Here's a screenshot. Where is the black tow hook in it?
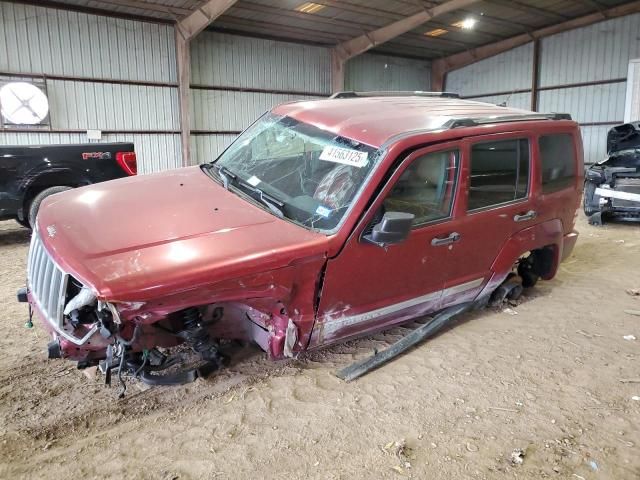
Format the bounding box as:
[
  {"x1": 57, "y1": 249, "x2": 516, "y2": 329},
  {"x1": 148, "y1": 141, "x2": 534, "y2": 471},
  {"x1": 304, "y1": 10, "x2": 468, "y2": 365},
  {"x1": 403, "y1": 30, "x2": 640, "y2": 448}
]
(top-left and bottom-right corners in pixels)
[
  {"x1": 16, "y1": 287, "x2": 27, "y2": 303},
  {"x1": 47, "y1": 339, "x2": 62, "y2": 359}
]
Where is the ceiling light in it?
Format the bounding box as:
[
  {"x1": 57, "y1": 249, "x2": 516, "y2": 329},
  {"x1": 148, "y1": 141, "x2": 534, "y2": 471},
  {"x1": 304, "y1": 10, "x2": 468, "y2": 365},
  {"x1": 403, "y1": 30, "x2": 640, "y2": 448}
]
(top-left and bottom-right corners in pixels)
[
  {"x1": 425, "y1": 28, "x2": 448, "y2": 37},
  {"x1": 452, "y1": 17, "x2": 477, "y2": 29},
  {"x1": 295, "y1": 2, "x2": 325, "y2": 14}
]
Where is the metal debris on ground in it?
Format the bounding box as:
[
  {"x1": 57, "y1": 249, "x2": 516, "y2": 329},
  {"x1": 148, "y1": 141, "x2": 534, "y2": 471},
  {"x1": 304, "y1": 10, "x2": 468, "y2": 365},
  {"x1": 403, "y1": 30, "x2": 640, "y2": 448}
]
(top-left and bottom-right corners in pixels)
[{"x1": 623, "y1": 335, "x2": 637, "y2": 341}]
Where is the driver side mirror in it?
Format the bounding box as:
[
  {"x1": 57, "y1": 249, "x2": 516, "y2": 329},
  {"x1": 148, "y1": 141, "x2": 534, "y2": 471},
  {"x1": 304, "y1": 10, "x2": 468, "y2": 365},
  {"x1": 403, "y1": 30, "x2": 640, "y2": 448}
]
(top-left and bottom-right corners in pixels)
[{"x1": 362, "y1": 212, "x2": 415, "y2": 247}]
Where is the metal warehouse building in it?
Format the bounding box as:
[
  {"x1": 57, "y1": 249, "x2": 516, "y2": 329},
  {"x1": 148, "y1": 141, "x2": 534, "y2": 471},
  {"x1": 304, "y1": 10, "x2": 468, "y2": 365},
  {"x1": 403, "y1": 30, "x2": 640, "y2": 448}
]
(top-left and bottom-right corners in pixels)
[{"x1": 1, "y1": 0, "x2": 638, "y2": 172}]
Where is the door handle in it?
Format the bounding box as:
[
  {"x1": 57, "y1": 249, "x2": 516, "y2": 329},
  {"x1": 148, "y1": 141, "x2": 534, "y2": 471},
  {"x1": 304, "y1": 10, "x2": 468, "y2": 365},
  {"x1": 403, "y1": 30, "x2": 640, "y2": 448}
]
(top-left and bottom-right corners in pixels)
[
  {"x1": 431, "y1": 232, "x2": 461, "y2": 246},
  {"x1": 513, "y1": 210, "x2": 537, "y2": 222}
]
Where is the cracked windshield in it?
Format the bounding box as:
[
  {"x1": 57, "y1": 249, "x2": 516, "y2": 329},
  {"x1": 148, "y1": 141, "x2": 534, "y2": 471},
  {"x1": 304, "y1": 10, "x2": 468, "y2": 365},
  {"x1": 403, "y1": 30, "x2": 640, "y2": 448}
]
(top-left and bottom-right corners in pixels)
[{"x1": 210, "y1": 113, "x2": 381, "y2": 232}]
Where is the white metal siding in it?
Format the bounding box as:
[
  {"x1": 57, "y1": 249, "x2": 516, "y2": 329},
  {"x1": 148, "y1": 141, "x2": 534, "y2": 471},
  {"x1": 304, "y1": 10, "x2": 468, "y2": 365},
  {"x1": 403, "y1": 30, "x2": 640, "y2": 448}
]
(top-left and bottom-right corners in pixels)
[
  {"x1": 539, "y1": 13, "x2": 640, "y2": 86},
  {"x1": 47, "y1": 80, "x2": 179, "y2": 130},
  {"x1": 189, "y1": 31, "x2": 331, "y2": 164},
  {"x1": 191, "y1": 32, "x2": 330, "y2": 93},
  {"x1": 447, "y1": 43, "x2": 533, "y2": 96},
  {"x1": 191, "y1": 90, "x2": 317, "y2": 132},
  {"x1": 464, "y1": 93, "x2": 532, "y2": 111},
  {"x1": 625, "y1": 59, "x2": 640, "y2": 122},
  {"x1": 344, "y1": 54, "x2": 431, "y2": 91},
  {"x1": 191, "y1": 135, "x2": 238, "y2": 164},
  {"x1": 0, "y1": 3, "x2": 176, "y2": 82},
  {"x1": 0, "y1": 3, "x2": 181, "y2": 172},
  {"x1": 445, "y1": 13, "x2": 640, "y2": 164},
  {"x1": 537, "y1": 83, "x2": 626, "y2": 123}
]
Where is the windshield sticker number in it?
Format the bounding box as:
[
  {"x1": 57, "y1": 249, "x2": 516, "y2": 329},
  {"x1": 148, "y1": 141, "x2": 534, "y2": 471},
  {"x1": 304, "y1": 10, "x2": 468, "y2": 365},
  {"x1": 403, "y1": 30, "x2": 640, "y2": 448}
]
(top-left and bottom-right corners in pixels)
[
  {"x1": 247, "y1": 175, "x2": 261, "y2": 187},
  {"x1": 315, "y1": 205, "x2": 331, "y2": 218},
  {"x1": 319, "y1": 146, "x2": 368, "y2": 168}
]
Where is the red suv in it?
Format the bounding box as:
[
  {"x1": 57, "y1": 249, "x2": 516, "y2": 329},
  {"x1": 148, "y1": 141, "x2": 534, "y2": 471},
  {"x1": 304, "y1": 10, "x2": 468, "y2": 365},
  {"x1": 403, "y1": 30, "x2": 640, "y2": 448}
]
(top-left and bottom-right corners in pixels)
[{"x1": 20, "y1": 92, "x2": 583, "y2": 384}]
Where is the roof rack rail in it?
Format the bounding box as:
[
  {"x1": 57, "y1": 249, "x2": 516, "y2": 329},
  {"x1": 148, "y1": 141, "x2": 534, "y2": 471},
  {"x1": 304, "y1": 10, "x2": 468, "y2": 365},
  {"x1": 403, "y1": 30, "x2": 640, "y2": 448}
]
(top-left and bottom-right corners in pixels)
[
  {"x1": 330, "y1": 91, "x2": 460, "y2": 99},
  {"x1": 444, "y1": 112, "x2": 572, "y2": 129}
]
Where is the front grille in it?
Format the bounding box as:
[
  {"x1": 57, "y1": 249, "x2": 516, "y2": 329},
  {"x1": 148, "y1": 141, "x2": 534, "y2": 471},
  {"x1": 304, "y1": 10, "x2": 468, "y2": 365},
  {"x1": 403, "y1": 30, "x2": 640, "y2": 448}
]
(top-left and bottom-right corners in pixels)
[
  {"x1": 27, "y1": 231, "x2": 69, "y2": 332},
  {"x1": 612, "y1": 178, "x2": 640, "y2": 208}
]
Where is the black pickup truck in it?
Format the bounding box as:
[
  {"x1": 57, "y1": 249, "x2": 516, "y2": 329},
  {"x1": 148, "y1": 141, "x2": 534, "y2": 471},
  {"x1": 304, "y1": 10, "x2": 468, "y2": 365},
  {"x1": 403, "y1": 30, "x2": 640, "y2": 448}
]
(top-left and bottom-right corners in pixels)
[{"x1": 0, "y1": 142, "x2": 136, "y2": 228}]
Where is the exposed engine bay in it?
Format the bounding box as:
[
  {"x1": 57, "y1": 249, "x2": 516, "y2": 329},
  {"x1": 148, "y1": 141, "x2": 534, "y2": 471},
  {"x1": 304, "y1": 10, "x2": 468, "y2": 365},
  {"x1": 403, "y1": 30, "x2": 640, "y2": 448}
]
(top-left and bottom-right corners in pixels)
[{"x1": 584, "y1": 122, "x2": 640, "y2": 225}]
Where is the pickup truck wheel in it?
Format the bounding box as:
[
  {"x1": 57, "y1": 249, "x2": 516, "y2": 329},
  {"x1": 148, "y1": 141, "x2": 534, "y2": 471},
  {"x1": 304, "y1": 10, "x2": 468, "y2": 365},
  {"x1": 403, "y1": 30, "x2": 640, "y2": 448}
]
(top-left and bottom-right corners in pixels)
[
  {"x1": 28, "y1": 186, "x2": 72, "y2": 228},
  {"x1": 15, "y1": 217, "x2": 30, "y2": 229},
  {"x1": 583, "y1": 181, "x2": 598, "y2": 216}
]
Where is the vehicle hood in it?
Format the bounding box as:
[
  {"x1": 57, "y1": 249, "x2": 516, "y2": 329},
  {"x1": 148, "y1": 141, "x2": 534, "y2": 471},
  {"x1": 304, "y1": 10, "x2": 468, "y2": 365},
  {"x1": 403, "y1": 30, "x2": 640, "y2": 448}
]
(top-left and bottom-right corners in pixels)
[
  {"x1": 37, "y1": 166, "x2": 328, "y2": 301},
  {"x1": 607, "y1": 121, "x2": 640, "y2": 154}
]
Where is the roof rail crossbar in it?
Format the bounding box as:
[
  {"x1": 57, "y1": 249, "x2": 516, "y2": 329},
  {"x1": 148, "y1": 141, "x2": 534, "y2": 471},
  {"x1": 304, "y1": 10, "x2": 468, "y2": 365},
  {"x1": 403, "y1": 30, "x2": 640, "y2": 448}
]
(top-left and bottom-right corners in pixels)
[
  {"x1": 330, "y1": 91, "x2": 460, "y2": 99},
  {"x1": 443, "y1": 113, "x2": 572, "y2": 129}
]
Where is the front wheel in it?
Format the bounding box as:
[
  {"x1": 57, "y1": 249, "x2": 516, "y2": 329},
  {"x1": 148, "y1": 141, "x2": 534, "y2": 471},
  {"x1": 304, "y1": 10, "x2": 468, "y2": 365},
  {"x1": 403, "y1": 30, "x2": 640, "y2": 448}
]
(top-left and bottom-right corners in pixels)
[{"x1": 28, "y1": 186, "x2": 73, "y2": 228}]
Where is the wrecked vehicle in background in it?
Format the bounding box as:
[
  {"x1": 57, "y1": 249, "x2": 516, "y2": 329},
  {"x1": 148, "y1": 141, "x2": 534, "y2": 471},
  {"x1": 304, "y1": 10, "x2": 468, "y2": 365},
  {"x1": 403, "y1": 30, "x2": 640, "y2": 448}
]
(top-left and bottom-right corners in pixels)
[
  {"x1": 18, "y1": 92, "x2": 583, "y2": 389},
  {"x1": 584, "y1": 121, "x2": 640, "y2": 225}
]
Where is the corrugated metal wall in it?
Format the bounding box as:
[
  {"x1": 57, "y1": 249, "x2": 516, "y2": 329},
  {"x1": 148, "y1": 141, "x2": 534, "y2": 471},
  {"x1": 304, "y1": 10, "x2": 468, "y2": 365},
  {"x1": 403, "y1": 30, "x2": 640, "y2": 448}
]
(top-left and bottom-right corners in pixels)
[
  {"x1": 0, "y1": 2, "x2": 180, "y2": 174},
  {"x1": 626, "y1": 59, "x2": 640, "y2": 122},
  {"x1": 447, "y1": 43, "x2": 533, "y2": 97},
  {"x1": 445, "y1": 13, "x2": 640, "y2": 165},
  {"x1": 190, "y1": 31, "x2": 331, "y2": 163},
  {"x1": 1, "y1": 3, "x2": 435, "y2": 171},
  {"x1": 345, "y1": 54, "x2": 431, "y2": 91}
]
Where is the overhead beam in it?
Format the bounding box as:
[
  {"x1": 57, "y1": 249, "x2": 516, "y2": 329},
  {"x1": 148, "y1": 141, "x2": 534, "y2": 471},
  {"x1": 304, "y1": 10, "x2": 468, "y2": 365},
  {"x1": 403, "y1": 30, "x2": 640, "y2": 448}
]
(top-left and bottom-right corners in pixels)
[
  {"x1": 486, "y1": 0, "x2": 569, "y2": 22},
  {"x1": 90, "y1": 0, "x2": 192, "y2": 17},
  {"x1": 431, "y1": 0, "x2": 640, "y2": 91},
  {"x1": 175, "y1": 0, "x2": 238, "y2": 167},
  {"x1": 176, "y1": 0, "x2": 238, "y2": 40},
  {"x1": 330, "y1": 0, "x2": 480, "y2": 92}
]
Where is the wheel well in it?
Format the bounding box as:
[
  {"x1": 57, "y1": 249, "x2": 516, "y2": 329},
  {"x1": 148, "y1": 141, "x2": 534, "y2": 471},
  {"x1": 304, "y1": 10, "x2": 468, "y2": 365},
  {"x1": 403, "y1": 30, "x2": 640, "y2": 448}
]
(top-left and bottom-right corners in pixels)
[
  {"x1": 519, "y1": 246, "x2": 556, "y2": 279},
  {"x1": 21, "y1": 175, "x2": 80, "y2": 218}
]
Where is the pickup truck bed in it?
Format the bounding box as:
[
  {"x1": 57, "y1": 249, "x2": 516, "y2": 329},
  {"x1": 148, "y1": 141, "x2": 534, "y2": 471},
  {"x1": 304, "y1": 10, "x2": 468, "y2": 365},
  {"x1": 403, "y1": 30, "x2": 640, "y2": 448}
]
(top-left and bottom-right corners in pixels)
[{"x1": 0, "y1": 142, "x2": 136, "y2": 227}]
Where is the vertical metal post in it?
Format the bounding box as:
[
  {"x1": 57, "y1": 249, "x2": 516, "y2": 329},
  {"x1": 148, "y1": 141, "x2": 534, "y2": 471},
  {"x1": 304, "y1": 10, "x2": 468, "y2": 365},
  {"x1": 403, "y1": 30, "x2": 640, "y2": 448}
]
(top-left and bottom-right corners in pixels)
[
  {"x1": 531, "y1": 39, "x2": 540, "y2": 111},
  {"x1": 331, "y1": 50, "x2": 345, "y2": 93},
  {"x1": 176, "y1": 29, "x2": 191, "y2": 167}
]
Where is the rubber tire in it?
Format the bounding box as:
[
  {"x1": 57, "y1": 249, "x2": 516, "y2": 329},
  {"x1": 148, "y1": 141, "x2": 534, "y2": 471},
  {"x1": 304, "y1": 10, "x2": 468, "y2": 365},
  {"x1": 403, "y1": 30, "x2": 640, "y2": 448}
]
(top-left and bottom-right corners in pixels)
[
  {"x1": 15, "y1": 217, "x2": 31, "y2": 229},
  {"x1": 28, "y1": 186, "x2": 72, "y2": 228},
  {"x1": 583, "y1": 181, "x2": 598, "y2": 217}
]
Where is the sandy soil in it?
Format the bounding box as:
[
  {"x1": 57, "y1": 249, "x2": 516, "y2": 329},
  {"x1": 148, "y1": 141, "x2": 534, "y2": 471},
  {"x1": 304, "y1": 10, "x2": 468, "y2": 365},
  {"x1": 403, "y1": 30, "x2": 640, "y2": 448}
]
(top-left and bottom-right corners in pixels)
[{"x1": 0, "y1": 215, "x2": 638, "y2": 480}]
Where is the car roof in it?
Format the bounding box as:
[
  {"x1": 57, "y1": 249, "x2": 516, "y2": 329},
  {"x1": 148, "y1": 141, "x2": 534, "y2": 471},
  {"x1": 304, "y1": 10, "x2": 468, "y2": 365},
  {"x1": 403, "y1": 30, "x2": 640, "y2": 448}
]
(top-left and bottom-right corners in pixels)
[{"x1": 273, "y1": 96, "x2": 537, "y2": 148}]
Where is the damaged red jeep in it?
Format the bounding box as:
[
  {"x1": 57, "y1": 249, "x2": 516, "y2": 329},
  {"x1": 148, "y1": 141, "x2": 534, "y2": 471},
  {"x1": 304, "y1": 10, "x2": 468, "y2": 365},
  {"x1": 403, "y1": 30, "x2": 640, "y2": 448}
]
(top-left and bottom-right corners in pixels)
[{"x1": 19, "y1": 92, "x2": 583, "y2": 386}]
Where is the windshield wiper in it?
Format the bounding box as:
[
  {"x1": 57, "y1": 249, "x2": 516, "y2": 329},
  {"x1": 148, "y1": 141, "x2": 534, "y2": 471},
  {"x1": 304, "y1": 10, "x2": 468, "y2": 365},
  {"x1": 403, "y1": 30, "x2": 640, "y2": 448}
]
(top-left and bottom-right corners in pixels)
[
  {"x1": 214, "y1": 165, "x2": 236, "y2": 189},
  {"x1": 237, "y1": 181, "x2": 286, "y2": 218}
]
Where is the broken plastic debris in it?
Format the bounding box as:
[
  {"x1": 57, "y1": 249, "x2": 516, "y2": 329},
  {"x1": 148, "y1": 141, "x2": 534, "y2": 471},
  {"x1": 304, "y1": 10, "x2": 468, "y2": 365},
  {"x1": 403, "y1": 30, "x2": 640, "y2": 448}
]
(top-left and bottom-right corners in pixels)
[
  {"x1": 626, "y1": 288, "x2": 640, "y2": 296},
  {"x1": 623, "y1": 335, "x2": 637, "y2": 341},
  {"x1": 632, "y1": 396, "x2": 640, "y2": 401},
  {"x1": 502, "y1": 308, "x2": 518, "y2": 315},
  {"x1": 63, "y1": 287, "x2": 97, "y2": 315},
  {"x1": 510, "y1": 448, "x2": 525, "y2": 465},
  {"x1": 624, "y1": 310, "x2": 640, "y2": 317}
]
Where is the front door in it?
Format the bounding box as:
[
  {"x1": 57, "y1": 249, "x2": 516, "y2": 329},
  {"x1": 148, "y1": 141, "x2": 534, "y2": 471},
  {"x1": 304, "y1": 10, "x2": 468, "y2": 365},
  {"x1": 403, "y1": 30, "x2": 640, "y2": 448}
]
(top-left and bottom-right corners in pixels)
[{"x1": 311, "y1": 142, "x2": 464, "y2": 347}]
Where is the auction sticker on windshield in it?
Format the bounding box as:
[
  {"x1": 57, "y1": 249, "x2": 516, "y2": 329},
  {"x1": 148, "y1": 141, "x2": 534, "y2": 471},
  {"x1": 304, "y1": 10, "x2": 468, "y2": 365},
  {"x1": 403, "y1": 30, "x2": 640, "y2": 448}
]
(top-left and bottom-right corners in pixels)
[{"x1": 319, "y1": 145, "x2": 368, "y2": 167}]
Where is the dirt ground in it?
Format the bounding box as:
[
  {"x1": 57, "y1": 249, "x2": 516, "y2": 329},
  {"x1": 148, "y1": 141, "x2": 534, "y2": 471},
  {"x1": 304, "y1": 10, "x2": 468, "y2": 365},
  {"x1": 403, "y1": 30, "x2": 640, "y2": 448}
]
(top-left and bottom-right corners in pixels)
[{"x1": 0, "y1": 215, "x2": 639, "y2": 480}]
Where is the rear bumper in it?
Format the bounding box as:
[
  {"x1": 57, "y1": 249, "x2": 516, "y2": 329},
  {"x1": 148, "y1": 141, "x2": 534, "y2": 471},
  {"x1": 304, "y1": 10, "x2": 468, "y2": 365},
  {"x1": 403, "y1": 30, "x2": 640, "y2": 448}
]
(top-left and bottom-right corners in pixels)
[{"x1": 561, "y1": 230, "x2": 579, "y2": 262}]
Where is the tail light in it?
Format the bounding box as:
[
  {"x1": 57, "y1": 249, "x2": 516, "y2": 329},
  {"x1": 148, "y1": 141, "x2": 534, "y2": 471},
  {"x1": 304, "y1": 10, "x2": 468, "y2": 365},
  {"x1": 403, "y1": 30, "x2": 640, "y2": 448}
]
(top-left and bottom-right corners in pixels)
[{"x1": 116, "y1": 151, "x2": 137, "y2": 176}]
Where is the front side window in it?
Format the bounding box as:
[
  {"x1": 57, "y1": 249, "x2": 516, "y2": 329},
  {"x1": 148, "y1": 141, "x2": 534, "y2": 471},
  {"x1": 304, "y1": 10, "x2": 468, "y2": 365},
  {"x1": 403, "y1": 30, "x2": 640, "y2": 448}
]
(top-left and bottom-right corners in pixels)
[
  {"x1": 539, "y1": 134, "x2": 576, "y2": 193},
  {"x1": 384, "y1": 150, "x2": 459, "y2": 225},
  {"x1": 209, "y1": 113, "x2": 381, "y2": 232},
  {"x1": 468, "y1": 138, "x2": 529, "y2": 211}
]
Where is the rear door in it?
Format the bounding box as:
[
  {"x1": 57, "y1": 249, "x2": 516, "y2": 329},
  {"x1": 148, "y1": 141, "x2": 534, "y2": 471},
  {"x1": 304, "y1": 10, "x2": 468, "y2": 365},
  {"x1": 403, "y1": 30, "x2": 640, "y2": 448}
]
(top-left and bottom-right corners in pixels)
[
  {"x1": 312, "y1": 141, "x2": 463, "y2": 347},
  {"x1": 439, "y1": 132, "x2": 536, "y2": 307}
]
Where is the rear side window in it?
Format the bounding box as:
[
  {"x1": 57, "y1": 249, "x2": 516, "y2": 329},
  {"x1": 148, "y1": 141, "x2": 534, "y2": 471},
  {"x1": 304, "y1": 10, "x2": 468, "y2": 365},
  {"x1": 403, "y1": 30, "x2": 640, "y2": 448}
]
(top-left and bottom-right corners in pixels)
[
  {"x1": 539, "y1": 134, "x2": 576, "y2": 193},
  {"x1": 468, "y1": 139, "x2": 529, "y2": 211}
]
